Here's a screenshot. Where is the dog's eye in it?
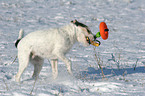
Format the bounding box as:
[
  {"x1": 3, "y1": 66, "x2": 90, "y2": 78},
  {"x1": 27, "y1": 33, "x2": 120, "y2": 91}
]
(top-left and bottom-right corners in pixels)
[
  {"x1": 86, "y1": 36, "x2": 91, "y2": 44},
  {"x1": 86, "y1": 37, "x2": 89, "y2": 40}
]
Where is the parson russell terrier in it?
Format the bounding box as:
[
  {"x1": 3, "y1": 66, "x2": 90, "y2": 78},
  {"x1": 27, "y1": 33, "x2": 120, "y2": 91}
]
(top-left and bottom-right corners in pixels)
[{"x1": 15, "y1": 20, "x2": 95, "y2": 82}]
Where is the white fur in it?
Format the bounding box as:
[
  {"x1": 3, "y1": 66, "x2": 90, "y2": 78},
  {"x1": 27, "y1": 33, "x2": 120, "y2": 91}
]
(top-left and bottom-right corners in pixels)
[
  {"x1": 15, "y1": 23, "x2": 94, "y2": 82},
  {"x1": 18, "y1": 29, "x2": 24, "y2": 39}
]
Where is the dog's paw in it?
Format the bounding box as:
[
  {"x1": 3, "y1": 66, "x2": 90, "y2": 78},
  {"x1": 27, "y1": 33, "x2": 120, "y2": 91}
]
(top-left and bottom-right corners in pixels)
[
  {"x1": 15, "y1": 75, "x2": 21, "y2": 83},
  {"x1": 52, "y1": 74, "x2": 58, "y2": 80}
]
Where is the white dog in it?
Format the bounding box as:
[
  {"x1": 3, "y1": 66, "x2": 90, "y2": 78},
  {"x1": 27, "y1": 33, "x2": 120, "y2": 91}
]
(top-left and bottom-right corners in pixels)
[{"x1": 15, "y1": 20, "x2": 95, "y2": 82}]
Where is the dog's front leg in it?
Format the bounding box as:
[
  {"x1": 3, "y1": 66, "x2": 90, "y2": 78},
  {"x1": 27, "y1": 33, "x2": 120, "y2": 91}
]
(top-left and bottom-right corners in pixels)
[
  {"x1": 51, "y1": 59, "x2": 58, "y2": 79},
  {"x1": 57, "y1": 54, "x2": 73, "y2": 75}
]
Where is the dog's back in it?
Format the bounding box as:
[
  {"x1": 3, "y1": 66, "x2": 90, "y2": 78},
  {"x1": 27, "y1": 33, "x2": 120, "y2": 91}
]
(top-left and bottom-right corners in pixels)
[{"x1": 17, "y1": 24, "x2": 76, "y2": 59}]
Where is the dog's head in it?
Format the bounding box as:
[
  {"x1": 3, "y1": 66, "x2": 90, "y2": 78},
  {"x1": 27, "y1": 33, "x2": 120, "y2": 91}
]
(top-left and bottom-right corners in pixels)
[{"x1": 71, "y1": 20, "x2": 95, "y2": 46}]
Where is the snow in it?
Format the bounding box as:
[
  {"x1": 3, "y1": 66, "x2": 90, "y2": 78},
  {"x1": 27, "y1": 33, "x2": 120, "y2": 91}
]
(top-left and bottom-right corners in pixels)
[{"x1": 0, "y1": 0, "x2": 145, "y2": 95}]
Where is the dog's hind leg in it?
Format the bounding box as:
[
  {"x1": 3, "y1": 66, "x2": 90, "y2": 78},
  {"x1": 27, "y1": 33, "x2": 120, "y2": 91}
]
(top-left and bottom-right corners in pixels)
[
  {"x1": 51, "y1": 59, "x2": 58, "y2": 79},
  {"x1": 15, "y1": 51, "x2": 30, "y2": 82},
  {"x1": 30, "y1": 56, "x2": 44, "y2": 80}
]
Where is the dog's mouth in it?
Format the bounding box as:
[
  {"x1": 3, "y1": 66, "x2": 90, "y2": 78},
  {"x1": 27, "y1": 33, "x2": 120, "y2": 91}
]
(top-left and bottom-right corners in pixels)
[{"x1": 86, "y1": 36, "x2": 101, "y2": 46}]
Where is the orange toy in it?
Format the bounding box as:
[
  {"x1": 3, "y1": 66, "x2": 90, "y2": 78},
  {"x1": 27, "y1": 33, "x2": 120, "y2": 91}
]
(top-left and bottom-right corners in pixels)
[{"x1": 99, "y1": 22, "x2": 109, "y2": 40}]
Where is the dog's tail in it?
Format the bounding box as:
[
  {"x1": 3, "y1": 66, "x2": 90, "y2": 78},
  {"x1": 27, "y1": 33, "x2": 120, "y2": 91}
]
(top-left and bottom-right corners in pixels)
[{"x1": 15, "y1": 29, "x2": 24, "y2": 48}]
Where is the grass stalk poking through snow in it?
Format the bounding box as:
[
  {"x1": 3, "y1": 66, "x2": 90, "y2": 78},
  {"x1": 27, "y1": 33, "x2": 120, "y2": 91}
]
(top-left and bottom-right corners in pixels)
[
  {"x1": 134, "y1": 58, "x2": 139, "y2": 71},
  {"x1": 9, "y1": 56, "x2": 17, "y2": 65},
  {"x1": 30, "y1": 78, "x2": 37, "y2": 95},
  {"x1": 94, "y1": 54, "x2": 105, "y2": 79},
  {"x1": 93, "y1": 47, "x2": 106, "y2": 79},
  {"x1": 3, "y1": 78, "x2": 9, "y2": 91}
]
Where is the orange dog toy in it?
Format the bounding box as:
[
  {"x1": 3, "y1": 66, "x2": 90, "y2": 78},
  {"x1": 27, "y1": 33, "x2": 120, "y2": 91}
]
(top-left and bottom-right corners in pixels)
[{"x1": 99, "y1": 22, "x2": 109, "y2": 40}]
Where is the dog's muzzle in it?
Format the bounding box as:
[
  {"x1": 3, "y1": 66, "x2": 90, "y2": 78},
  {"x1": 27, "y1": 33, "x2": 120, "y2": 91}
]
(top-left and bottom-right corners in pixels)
[{"x1": 86, "y1": 36, "x2": 101, "y2": 46}]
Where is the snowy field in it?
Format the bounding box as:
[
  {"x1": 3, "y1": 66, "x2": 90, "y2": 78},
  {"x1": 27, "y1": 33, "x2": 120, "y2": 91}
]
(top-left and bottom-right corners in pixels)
[{"x1": 0, "y1": 0, "x2": 145, "y2": 95}]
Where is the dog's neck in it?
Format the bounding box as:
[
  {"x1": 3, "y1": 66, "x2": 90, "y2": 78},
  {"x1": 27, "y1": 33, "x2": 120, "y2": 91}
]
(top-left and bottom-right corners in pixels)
[{"x1": 59, "y1": 23, "x2": 78, "y2": 44}]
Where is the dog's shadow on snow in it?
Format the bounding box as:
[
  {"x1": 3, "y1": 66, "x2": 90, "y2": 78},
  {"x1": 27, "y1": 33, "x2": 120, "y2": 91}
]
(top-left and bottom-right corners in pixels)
[{"x1": 78, "y1": 66, "x2": 145, "y2": 80}]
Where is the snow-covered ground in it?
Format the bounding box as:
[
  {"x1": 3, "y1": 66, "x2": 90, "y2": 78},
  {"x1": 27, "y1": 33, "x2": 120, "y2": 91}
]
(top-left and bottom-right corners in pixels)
[{"x1": 0, "y1": 0, "x2": 145, "y2": 95}]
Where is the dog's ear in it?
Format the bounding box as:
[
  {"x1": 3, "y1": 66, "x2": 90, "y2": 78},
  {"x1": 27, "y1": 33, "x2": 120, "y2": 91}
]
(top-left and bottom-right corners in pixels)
[
  {"x1": 71, "y1": 20, "x2": 78, "y2": 24},
  {"x1": 71, "y1": 20, "x2": 88, "y2": 28},
  {"x1": 71, "y1": 20, "x2": 80, "y2": 27}
]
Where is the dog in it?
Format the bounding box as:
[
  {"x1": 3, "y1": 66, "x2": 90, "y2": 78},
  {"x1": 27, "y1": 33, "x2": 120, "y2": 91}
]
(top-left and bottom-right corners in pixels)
[{"x1": 15, "y1": 20, "x2": 95, "y2": 82}]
